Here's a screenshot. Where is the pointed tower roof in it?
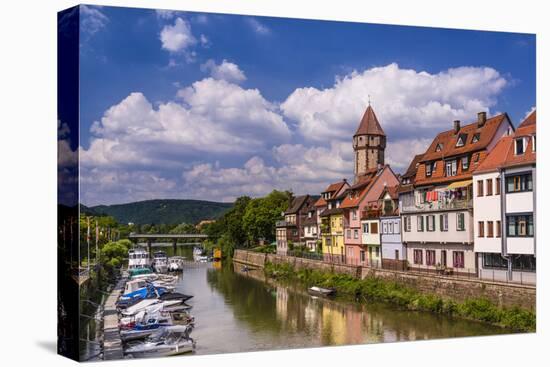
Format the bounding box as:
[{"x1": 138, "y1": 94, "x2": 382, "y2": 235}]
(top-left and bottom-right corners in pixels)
[{"x1": 354, "y1": 105, "x2": 385, "y2": 137}]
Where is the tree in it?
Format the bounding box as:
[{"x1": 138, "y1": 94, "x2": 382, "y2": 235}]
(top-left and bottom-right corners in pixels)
[{"x1": 242, "y1": 190, "x2": 291, "y2": 245}]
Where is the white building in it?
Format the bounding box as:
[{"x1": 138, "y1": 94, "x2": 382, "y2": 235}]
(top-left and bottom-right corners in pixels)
[
  {"x1": 400, "y1": 112, "x2": 513, "y2": 275},
  {"x1": 473, "y1": 110, "x2": 536, "y2": 284}
]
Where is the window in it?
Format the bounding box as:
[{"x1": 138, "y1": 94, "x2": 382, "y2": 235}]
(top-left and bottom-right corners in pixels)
[
  {"x1": 506, "y1": 173, "x2": 533, "y2": 193},
  {"x1": 471, "y1": 133, "x2": 480, "y2": 143},
  {"x1": 457, "y1": 212, "x2": 465, "y2": 231},
  {"x1": 346, "y1": 229, "x2": 351, "y2": 239},
  {"x1": 462, "y1": 156, "x2": 470, "y2": 170},
  {"x1": 474, "y1": 153, "x2": 480, "y2": 163},
  {"x1": 483, "y1": 253, "x2": 507, "y2": 269},
  {"x1": 427, "y1": 215, "x2": 435, "y2": 231},
  {"x1": 404, "y1": 216, "x2": 411, "y2": 232},
  {"x1": 453, "y1": 251, "x2": 465, "y2": 268},
  {"x1": 375, "y1": 247, "x2": 380, "y2": 257},
  {"x1": 435, "y1": 143, "x2": 443, "y2": 152},
  {"x1": 363, "y1": 223, "x2": 369, "y2": 233},
  {"x1": 487, "y1": 221, "x2": 494, "y2": 237},
  {"x1": 413, "y1": 249, "x2": 423, "y2": 265},
  {"x1": 496, "y1": 220, "x2": 501, "y2": 237},
  {"x1": 507, "y1": 214, "x2": 534, "y2": 237},
  {"x1": 426, "y1": 250, "x2": 436, "y2": 266},
  {"x1": 477, "y1": 180, "x2": 484, "y2": 197},
  {"x1": 360, "y1": 250, "x2": 365, "y2": 262},
  {"x1": 353, "y1": 229, "x2": 359, "y2": 239},
  {"x1": 495, "y1": 177, "x2": 501, "y2": 195},
  {"x1": 383, "y1": 222, "x2": 388, "y2": 234},
  {"x1": 441, "y1": 250, "x2": 447, "y2": 267},
  {"x1": 440, "y1": 214, "x2": 448, "y2": 231},
  {"x1": 486, "y1": 179, "x2": 493, "y2": 196},
  {"x1": 352, "y1": 209, "x2": 357, "y2": 220},
  {"x1": 445, "y1": 160, "x2": 457, "y2": 177},
  {"x1": 478, "y1": 221, "x2": 485, "y2": 237},
  {"x1": 456, "y1": 133, "x2": 467, "y2": 147},
  {"x1": 532, "y1": 135, "x2": 536, "y2": 152},
  {"x1": 515, "y1": 138, "x2": 525, "y2": 155},
  {"x1": 394, "y1": 220, "x2": 400, "y2": 234},
  {"x1": 308, "y1": 211, "x2": 312, "y2": 218},
  {"x1": 426, "y1": 162, "x2": 433, "y2": 177},
  {"x1": 395, "y1": 250, "x2": 399, "y2": 260},
  {"x1": 370, "y1": 222, "x2": 378, "y2": 234},
  {"x1": 511, "y1": 255, "x2": 536, "y2": 272},
  {"x1": 417, "y1": 216, "x2": 424, "y2": 232}
]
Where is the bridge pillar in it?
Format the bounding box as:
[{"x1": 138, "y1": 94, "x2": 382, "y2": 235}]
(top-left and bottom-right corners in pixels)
[
  {"x1": 172, "y1": 239, "x2": 177, "y2": 256},
  {"x1": 147, "y1": 240, "x2": 152, "y2": 257}
]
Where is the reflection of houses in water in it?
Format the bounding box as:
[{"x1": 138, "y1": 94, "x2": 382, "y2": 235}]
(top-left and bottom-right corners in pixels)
[
  {"x1": 321, "y1": 306, "x2": 347, "y2": 345},
  {"x1": 275, "y1": 286, "x2": 289, "y2": 322}
]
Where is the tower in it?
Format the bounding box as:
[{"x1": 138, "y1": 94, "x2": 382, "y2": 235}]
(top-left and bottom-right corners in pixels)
[{"x1": 353, "y1": 104, "x2": 386, "y2": 182}]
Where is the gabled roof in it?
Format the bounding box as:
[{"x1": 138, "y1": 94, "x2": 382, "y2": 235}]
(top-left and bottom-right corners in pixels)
[
  {"x1": 475, "y1": 110, "x2": 536, "y2": 173},
  {"x1": 314, "y1": 180, "x2": 349, "y2": 207},
  {"x1": 284, "y1": 195, "x2": 309, "y2": 215},
  {"x1": 402, "y1": 154, "x2": 424, "y2": 180},
  {"x1": 340, "y1": 165, "x2": 393, "y2": 208},
  {"x1": 420, "y1": 113, "x2": 508, "y2": 162},
  {"x1": 354, "y1": 105, "x2": 385, "y2": 137},
  {"x1": 380, "y1": 184, "x2": 399, "y2": 200}
]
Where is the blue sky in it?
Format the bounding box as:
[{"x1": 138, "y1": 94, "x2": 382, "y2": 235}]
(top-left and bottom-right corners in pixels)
[{"x1": 76, "y1": 5, "x2": 535, "y2": 205}]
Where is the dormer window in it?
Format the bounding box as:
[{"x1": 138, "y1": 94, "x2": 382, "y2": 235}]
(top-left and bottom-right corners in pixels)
[
  {"x1": 445, "y1": 160, "x2": 457, "y2": 177},
  {"x1": 435, "y1": 143, "x2": 443, "y2": 152},
  {"x1": 471, "y1": 133, "x2": 480, "y2": 144},
  {"x1": 532, "y1": 135, "x2": 536, "y2": 152},
  {"x1": 456, "y1": 133, "x2": 468, "y2": 147},
  {"x1": 425, "y1": 161, "x2": 436, "y2": 177},
  {"x1": 515, "y1": 138, "x2": 525, "y2": 155},
  {"x1": 473, "y1": 153, "x2": 480, "y2": 163}
]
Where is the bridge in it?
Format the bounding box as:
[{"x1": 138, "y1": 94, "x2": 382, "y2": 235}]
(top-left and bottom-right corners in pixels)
[{"x1": 128, "y1": 233, "x2": 209, "y2": 253}]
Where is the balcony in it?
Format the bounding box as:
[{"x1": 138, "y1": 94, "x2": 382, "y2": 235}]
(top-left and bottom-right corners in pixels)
[
  {"x1": 276, "y1": 220, "x2": 297, "y2": 227},
  {"x1": 401, "y1": 198, "x2": 473, "y2": 213}
]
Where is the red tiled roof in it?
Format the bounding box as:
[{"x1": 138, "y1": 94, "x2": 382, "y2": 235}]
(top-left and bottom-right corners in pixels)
[
  {"x1": 314, "y1": 196, "x2": 327, "y2": 207},
  {"x1": 475, "y1": 110, "x2": 536, "y2": 173},
  {"x1": 420, "y1": 113, "x2": 507, "y2": 162},
  {"x1": 402, "y1": 154, "x2": 424, "y2": 180},
  {"x1": 354, "y1": 105, "x2": 385, "y2": 137}
]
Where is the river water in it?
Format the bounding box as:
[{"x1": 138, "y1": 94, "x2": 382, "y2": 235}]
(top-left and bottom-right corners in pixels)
[{"x1": 171, "y1": 251, "x2": 508, "y2": 356}]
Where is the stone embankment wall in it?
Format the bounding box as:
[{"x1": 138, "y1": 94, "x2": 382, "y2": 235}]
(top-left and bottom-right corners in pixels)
[{"x1": 233, "y1": 250, "x2": 535, "y2": 311}]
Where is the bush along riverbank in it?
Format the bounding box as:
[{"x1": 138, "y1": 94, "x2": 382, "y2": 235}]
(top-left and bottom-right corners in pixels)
[{"x1": 263, "y1": 262, "x2": 535, "y2": 332}]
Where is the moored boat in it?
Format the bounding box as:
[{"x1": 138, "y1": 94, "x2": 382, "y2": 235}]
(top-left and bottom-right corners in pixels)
[
  {"x1": 308, "y1": 286, "x2": 336, "y2": 297},
  {"x1": 124, "y1": 325, "x2": 195, "y2": 358}
]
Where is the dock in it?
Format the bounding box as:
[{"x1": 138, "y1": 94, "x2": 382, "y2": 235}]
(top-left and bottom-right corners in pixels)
[{"x1": 103, "y1": 272, "x2": 127, "y2": 360}]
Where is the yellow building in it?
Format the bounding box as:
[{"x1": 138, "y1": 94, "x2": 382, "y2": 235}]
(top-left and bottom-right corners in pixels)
[{"x1": 321, "y1": 210, "x2": 345, "y2": 262}]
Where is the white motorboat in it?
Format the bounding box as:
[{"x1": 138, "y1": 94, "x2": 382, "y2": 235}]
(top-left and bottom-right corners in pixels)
[
  {"x1": 123, "y1": 279, "x2": 175, "y2": 295},
  {"x1": 121, "y1": 297, "x2": 187, "y2": 317},
  {"x1": 128, "y1": 248, "x2": 151, "y2": 270},
  {"x1": 124, "y1": 325, "x2": 195, "y2": 358},
  {"x1": 168, "y1": 256, "x2": 184, "y2": 272},
  {"x1": 152, "y1": 251, "x2": 169, "y2": 273}
]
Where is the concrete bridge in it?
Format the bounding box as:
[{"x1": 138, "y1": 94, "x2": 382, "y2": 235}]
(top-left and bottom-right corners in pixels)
[{"x1": 128, "y1": 233, "x2": 209, "y2": 253}]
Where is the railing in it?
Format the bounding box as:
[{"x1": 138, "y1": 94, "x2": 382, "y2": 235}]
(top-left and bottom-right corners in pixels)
[
  {"x1": 401, "y1": 199, "x2": 473, "y2": 213},
  {"x1": 276, "y1": 220, "x2": 296, "y2": 227}
]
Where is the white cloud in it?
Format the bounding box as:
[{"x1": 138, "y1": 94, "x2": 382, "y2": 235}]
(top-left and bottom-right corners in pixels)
[
  {"x1": 81, "y1": 77, "x2": 291, "y2": 172},
  {"x1": 155, "y1": 9, "x2": 175, "y2": 19},
  {"x1": 182, "y1": 142, "x2": 353, "y2": 202},
  {"x1": 247, "y1": 17, "x2": 270, "y2": 35},
  {"x1": 160, "y1": 17, "x2": 196, "y2": 53},
  {"x1": 385, "y1": 138, "x2": 432, "y2": 171},
  {"x1": 200, "y1": 59, "x2": 246, "y2": 84},
  {"x1": 80, "y1": 5, "x2": 108, "y2": 36},
  {"x1": 200, "y1": 34, "x2": 210, "y2": 48},
  {"x1": 282, "y1": 63, "x2": 508, "y2": 142}
]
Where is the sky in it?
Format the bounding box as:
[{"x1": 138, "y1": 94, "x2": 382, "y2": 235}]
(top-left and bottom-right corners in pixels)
[{"x1": 74, "y1": 5, "x2": 536, "y2": 206}]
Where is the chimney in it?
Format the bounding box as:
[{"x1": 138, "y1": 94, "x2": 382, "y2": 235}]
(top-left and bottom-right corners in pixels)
[
  {"x1": 453, "y1": 120, "x2": 461, "y2": 134},
  {"x1": 477, "y1": 111, "x2": 487, "y2": 127}
]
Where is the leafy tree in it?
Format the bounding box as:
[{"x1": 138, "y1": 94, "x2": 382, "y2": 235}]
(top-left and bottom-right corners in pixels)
[{"x1": 242, "y1": 190, "x2": 291, "y2": 245}]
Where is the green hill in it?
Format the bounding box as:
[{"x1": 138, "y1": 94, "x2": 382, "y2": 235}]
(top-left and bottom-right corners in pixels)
[{"x1": 83, "y1": 199, "x2": 233, "y2": 225}]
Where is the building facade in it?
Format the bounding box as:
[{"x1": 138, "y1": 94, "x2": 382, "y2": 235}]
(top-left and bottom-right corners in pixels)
[
  {"x1": 401, "y1": 112, "x2": 513, "y2": 275},
  {"x1": 317, "y1": 180, "x2": 349, "y2": 262},
  {"x1": 276, "y1": 195, "x2": 318, "y2": 255},
  {"x1": 473, "y1": 110, "x2": 536, "y2": 284},
  {"x1": 378, "y1": 186, "x2": 406, "y2": 270}
]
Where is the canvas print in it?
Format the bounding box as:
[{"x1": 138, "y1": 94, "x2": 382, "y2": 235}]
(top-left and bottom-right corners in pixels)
[{"x1": 57, "y1": 4, "x2": 536, "y2": 362}]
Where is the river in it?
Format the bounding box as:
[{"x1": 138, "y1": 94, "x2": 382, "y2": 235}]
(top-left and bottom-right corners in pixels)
[{"x1": 170, "y1": 249, "x2": 508, "y2": 355}]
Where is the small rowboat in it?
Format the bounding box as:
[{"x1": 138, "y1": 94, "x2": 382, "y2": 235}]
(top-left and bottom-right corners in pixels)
[{"x1": 308, "y1": 286, "x2": 336, "y2": 297}]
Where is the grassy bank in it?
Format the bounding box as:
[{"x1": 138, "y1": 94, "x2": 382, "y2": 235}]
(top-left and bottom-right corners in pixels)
[{"x1": 264, "y1": 262, "x2": 535, "y2": 332}]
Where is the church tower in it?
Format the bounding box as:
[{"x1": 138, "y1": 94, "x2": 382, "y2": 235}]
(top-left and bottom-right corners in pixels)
[{"x1": 353, "y1": 104, "x2": 386, "y2": 182}]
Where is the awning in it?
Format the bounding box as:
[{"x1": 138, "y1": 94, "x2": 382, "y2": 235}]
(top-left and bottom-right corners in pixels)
[{"x1": 447, "y1": 180, "x2": 472, "y2": 189}]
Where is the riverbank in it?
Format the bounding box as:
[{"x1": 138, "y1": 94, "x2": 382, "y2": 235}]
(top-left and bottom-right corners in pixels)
[{"x1": 262, "y1": 261, "x2": 535, "y2": 332}]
